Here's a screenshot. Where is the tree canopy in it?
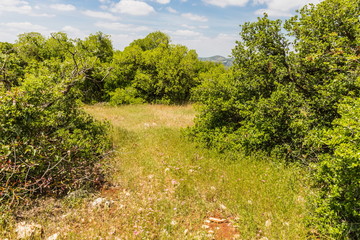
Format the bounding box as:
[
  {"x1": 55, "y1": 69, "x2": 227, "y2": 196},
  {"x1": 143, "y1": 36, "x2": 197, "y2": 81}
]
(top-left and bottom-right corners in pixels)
[{"x1": 188, "y1": 0, "x2": 360, "y2": 237}]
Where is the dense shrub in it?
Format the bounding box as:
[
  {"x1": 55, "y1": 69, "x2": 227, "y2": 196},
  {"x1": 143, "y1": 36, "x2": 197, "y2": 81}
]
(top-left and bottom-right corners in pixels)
[
  {"x1": 0, "y1": 32, "x2": 112, "y2": 205},
  {"x1": 188, "y1": 0, "x2": 360, "y2": 237},
  {"x1": 109, "y1": 86, "x2": 145, "y2": 105},
  {"x1": 189, "y1": 15, "x2": 315, "y2": 159},
  {"x1": 0, "y1": 83, "x2": 110, "y2": 204},
  {"x1": 312, "y1": 97, "x2": 360, "y2": 238}
]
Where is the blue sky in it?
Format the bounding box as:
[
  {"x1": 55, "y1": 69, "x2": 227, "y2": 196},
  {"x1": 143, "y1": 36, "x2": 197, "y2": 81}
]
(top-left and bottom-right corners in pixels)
[{"x1": 0, "y1": 0, "x2": 321, "y2": 57}]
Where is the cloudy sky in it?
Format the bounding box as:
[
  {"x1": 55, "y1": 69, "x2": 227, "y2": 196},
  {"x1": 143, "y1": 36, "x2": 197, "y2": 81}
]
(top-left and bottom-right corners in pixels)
[{"x1": 0, "y1": 0, "x2": 322, "y2": 57}]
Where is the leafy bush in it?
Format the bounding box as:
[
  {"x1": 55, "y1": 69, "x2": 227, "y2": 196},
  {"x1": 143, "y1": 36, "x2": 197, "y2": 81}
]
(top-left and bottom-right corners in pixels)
[
  {"x1": 0, "y1": 84, "x2": 110, "y2": 204},
  {"x1": 188, "y1": 0, "x2": 360, "y2": 237},
  {"x1": 189, "y1": 15, "x2": 315, "y2": 159},
  {"x1": 109, "y1": 86, "x2": 145, "y2": 105},
  {"x1": 0, "y1": 33, "x2": 112, "y2": 205},
  {"x1": 312, "y1": 97, "x2": 360, "y2": 238}
]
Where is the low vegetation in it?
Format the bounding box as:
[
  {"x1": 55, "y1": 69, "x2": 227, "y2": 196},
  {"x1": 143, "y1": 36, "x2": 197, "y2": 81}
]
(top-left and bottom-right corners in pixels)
[
  {"x1": 1, "y1": 105, "x2": 311, "y2": 239},
  {"x1": 0, "y1": 0, "x2": 359, "y2": 238}
]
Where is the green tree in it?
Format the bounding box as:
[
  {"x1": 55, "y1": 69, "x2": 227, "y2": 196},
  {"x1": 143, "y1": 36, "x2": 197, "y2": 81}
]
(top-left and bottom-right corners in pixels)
[
  {"x1": 0, "y1": 42, "x2": 26, "y2": 90},
  {"x1": 107, "y1": 31, "x2": 205, "y2": 104},
  {"x1": 285, "y1": 0, "x2": 360, "y2": 127},
  {"x1": 0, "y1": 32, "x2": 112, "y2": 204},
  {"x1": 314, "y1": 98, "x2": 360, "y2": 238},
  {"x1": 188, "y1": 0, "x2": 360, "y2": 237},
  {"x1": 130, "y1": 31, "x2": 170, "y2": 51},
  {"x1": 189, "y1": 14, "x2": 312, "y2": 156}
]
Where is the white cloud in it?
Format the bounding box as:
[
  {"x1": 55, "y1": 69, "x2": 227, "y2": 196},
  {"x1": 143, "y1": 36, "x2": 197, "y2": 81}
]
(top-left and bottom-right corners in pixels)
[
  {"x1": 203, "y1": 0, "x2": 249, "y2": 7},
  {"x1": 82, "y1": 10, "x2": 119, "y2": 21},
  {"x1": 61, "y1": 26, "x2": 87, "y2": 39},
  {"x1": 181, "y1": 24, "x2": 196, "y2": 30},
  {"x1": 155, "y1": 0, "x2": 171, "y2": 4},
  {"x1": 95, "y1": 22, "x2": 151, "y2": 32},
  {"x1": 173, "y1": 33, "x2": 236, "y2": 57},
  {"x1": 0, "y1": 0, "x2": 55, "y2": 16},
  {"x1": 111, "y1": 0, "x2": 155, "y2": 16},
  {"x1": 0, "y1": 0, "x2": 54, "y2": 17},
  {"x1": 180, "y1": 24, "x2": 209, "y2": 30},
  {"x1": 254, "y1": 8, "x2": 291, "y2": 17},
  {"x1": 181, "y1": 13, "x2": 208, "y2": 22},
  {"x1": 172, "y1": 29, "x2": 202, "y2": 37},
  {"x1": 166, "y1": 7, "x2": 177, "y2": 13},
  {"x1": 50, "y1": 4, "x2": 76, "y2": 11},
  {"x1": 253, "y1": 0, "x2": 322, "y2": 16},
  {"x1": 111, "y1": 33, "x2": 144, "y2": 50},
  {"x1": 0, "y1": 22, "x2": 47, "y2": 31},
  {"x1": 0, "y1": 0, "x2": 32, "y2": 14},
  {"x1": 199, "y1": 25, "x2": 209, "y2": 29},
  {"x1": 0, "y1": 32, "x2": 16, "y2": 43}
]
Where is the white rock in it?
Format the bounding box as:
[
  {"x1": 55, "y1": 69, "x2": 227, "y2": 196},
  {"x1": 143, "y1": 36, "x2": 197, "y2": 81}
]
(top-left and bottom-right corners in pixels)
[
  {"x1": 91, "y1": 197, "x2": 106, "y2": 207},
  {"x1": 209, "y1": 217, "x2": 227, "y2": 223},
  {"x1": 265, "y1": 219, "x2": 272, "y2": 227},
  {"x1": 91, "y1": 197, "x2": 114, "y2": 208},
  {"x1": 15, "y1": 222, "x2": 43, "y2": 239},
  {"x1": 219, "y1": 204, "x2": 227, "y2": 210},
  {"x1": 108, "y1": 226, "x2": 116, "y2": 235},
  {"x1": 47, "y1": 232, "x2": 60, "y2": 240}
]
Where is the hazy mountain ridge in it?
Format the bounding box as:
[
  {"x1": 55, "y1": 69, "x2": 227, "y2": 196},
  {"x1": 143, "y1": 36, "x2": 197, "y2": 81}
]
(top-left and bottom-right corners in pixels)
[{"x1": 199, "y1": 55, "x2": 234, "y2": 67}]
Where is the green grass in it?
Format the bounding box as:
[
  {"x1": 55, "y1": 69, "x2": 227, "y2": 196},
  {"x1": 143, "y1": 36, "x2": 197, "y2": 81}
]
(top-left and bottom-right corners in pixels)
[{"x1": 1, "y1": 104, "x2": 312, "y2": 239}]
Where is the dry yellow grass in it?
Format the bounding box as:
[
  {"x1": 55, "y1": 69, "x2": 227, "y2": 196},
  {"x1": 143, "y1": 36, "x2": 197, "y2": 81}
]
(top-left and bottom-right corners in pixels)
[{"x1": 84, "y1": 104, "x2": 195, "y2": 130}]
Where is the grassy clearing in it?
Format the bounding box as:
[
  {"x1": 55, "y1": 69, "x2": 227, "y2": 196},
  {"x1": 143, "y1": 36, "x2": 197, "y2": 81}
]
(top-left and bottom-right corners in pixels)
[{"x1": 1, "y1": 104, "x2": 311, "y2": 239}]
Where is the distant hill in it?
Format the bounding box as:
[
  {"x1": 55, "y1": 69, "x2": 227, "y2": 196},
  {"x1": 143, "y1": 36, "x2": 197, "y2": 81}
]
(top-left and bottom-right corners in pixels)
[{"x1": 199, "y1": 55, "x2": 233, "y2": 67}]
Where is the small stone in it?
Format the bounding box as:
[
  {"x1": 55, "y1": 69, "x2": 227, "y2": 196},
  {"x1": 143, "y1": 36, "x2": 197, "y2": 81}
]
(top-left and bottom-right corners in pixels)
[
  {"x1": 15, "y1": 222, "x2": 43, "y2": 239},
  {"x1": 108, "y1": 226, "x2": 116, "y2": 235},
  {"x1": 91, "y1": 197, "x2": 114, "y2": 208},
  {"x1": 91, "y1": 197, "x2": 106, "y2": 208},
  {"x1": 201, "y1": 225, "x2": 210, "y2": 229},
  {"x1": 265, "y1": 219, "x2": 272, "y2": 227},
  {"x1": 209, "y1": 217, "x2": 227, "y2": 223},
  {"x1": 47, "y1": 233, "x2": 60, "y2": 240},
  {"x1": 219, "y1": 204, "x2": 227, "y2": 210}
]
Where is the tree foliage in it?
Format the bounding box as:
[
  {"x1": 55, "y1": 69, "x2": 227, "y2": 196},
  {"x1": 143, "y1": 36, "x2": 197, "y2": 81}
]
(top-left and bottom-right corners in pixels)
[
  {"x1": 107, "y1": 31, "x2": 220, "y2": 104},
  {"x1": 0, "y1": 32, "x2": 111, "y2": 205},
  {"x1": 188, "y1": 0, "x2": 360, "y2": 237}
]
